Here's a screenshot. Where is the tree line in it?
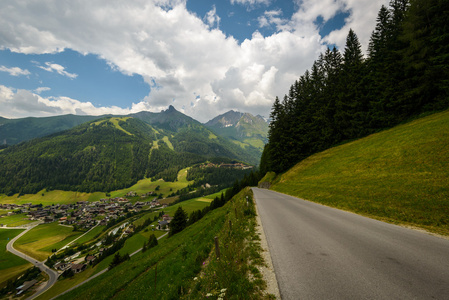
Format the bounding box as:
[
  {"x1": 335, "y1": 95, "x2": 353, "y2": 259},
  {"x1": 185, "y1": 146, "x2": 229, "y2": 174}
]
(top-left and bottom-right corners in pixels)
[{"x1": 261, "y1": 0, "x2": 449, "y2": 174}]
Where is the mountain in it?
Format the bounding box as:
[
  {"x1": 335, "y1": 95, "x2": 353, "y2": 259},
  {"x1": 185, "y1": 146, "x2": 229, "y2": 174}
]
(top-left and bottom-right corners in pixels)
[
  {"x1": 0, "y1": 112, "x2": 258, "y2": 195},
  {"x1": 205, "y1": 110, "x2": 269, "y2": 152},
  {"x1": 0, "y1": 114, "x2": 104, "y2": 145},
  {"x1": 0, "y1": 105, "x2": 199, "y2": 146},
  {"x1": 131, "y1": 105, "x2": 201, "y2": 131}
]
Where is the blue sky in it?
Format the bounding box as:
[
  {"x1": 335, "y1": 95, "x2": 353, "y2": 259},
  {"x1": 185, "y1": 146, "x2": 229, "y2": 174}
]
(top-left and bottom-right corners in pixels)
[{"x1": 0, "y1": 0, "x2": 388, "y2": 122}]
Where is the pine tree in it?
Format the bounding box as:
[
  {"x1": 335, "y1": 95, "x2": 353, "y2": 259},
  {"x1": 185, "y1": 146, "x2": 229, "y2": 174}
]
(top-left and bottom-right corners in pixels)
[
  {"x1": 400, "y1": 0, "x2": 449, "y2": 111},
  {"x1": 109, "y1": 252, "x2": 122, "y2": 269},
  {"x1": 335, "y1": 29, "x2": 366, "y2": 139},
  {"x1": 169, "y1": 206, "x2": 187, "y2": 237}
]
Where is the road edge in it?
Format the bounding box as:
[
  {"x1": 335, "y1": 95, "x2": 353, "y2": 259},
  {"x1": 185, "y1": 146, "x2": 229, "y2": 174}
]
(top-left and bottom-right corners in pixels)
[{"x1": 253, "y1": 190, "x2": 281, "y2": 299}]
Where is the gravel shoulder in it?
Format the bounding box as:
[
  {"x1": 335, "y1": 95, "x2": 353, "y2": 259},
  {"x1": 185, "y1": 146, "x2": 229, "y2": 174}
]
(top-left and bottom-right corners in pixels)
[{"x1": 254, "y1": 199, "x2": 281, "y2": 299}]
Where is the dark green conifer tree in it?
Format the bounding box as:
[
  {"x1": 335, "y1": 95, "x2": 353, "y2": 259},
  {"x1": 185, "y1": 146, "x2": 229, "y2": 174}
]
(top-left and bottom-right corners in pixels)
[{"x1": 169, "y1": 206, "x2": 187, "y2": 237}]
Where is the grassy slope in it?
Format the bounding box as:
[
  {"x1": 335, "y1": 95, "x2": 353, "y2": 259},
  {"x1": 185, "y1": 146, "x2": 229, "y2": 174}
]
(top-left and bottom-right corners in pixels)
[
  {"x1": 57, "y1": 205, "x2": 227, "y2": 300},
  {"x1": 56, "y1": 188, "x2": 270, "y2": 300},
  {"x1": 0, "y1": 168, "x2": 193, "y2": 205},
  {"x1": 36, "y1": 197, "x2": 213, "y2": 299},
  {"x1": 270, "y1": 110, "x2": 449, "y2": 235}
]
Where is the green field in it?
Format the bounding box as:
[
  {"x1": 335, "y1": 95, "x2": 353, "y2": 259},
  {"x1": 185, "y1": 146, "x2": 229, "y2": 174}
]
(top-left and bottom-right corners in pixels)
[
  {"x1": 71, "y1": 225, "x2": 106, "y2": 246},
  {"x1": 0, "y1": 190, "x2": 106, "y2": 205},
  {"x1": 0, "y1": 168, "x2": 193, "y2": 205},
  {"x1": 109, "y1": 167, "x2": 192, "y2": 200},
  {"x1": 0, "y1": 212, "x2": 34, "y2": 227},
  {"x1": 15, "y1": 223, "x2": 83, "y2": 261},
  {"x1": 0, "y1": 229, "x2": 32, "y2": 287},
  {"x1": 269, "y1": 110, "x2": 449, "y2": 235}
]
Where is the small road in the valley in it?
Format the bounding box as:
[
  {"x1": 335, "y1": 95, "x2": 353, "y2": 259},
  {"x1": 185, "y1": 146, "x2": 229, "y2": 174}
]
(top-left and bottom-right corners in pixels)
[
  {"x1": 252, "y1": 187, "x2": 449, "y2": 300},
  {"x1": 5, "y1": 222, "x2": 59, "y2": 299}
]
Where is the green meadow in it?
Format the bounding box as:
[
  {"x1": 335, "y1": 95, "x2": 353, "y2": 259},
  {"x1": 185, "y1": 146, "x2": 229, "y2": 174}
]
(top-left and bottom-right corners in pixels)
[
  {"x1": 14, "y1": 223, "x2": 83, "y2": 261},
  {"x1": 0, "y1": 190, "x2": 106, "y2": 205},
  {"x1": 72, "y1": 225, "x2": 106, "y2": 246},
  {"x1": 110, "y1": 168, "x2": 192, "y2": 200},
  {"x1": 0, "y1": 168, "x2": 193, "y2": 205},
  {"x1": 0, "y1": 212, "x2": 34, "y2": 227},
  {"x1": 0, "y1": 229, "x2": 32, "y2": 287},
  {"x1": 269, "y1": 110, "x2": 449, "y2": 235}
]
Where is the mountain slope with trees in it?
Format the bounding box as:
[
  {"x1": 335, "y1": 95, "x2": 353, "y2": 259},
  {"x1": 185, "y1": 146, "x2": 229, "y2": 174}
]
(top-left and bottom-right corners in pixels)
[
  {"x1": 261, "y1": 0, "x2": 449, "y2": 175},
  {"x1": 205, "y1": 110, "x2": 268, "y2": 161},
  {"x1": 0, "y1": 114, "x2": 258, "y2": 195},
  {"x1": 0, "y1": 114, "x2": 103, "y2": 145}
]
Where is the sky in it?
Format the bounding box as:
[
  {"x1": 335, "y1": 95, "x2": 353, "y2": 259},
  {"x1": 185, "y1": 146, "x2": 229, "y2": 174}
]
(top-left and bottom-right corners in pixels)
[{"x1": 0, "y1": 0, "x2": 388, "y2": 123}]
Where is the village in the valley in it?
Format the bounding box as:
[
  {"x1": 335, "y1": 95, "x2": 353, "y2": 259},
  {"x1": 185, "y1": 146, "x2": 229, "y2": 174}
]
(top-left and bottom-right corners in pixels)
[{"x1": 0, "y1": 191, "x2": 173, "y2": 279}]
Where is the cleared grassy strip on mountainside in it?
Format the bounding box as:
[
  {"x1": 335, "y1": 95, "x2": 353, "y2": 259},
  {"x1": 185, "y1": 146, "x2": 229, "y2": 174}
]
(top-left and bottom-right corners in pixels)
[
  {"x1": 15, "y1": 223, "x2": 82, "y2": 261},
  {"x1": 162, "y1": 136, "x2": 174, "y2": 150},
  {"x1": 269, "y1": 110, "x2": 449, "y2": 235}
]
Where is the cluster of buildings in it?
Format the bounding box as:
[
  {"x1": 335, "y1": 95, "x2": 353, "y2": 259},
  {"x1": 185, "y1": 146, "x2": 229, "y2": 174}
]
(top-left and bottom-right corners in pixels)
[
  {"x1": 199, "y1": 162, "x2": 253, "y2": 169},
  {"x1": 1, "y1": 194, "x2": 166, "y2": 230}
]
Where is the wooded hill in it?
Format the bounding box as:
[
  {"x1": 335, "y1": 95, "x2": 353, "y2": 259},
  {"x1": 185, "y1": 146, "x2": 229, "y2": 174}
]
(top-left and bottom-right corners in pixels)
[
  {"x1": 261, "y1": 0, "x2": 449, "y2": 174},
  {"x1": 0, "y1": 112, "x2": 257, "y2": 195},
  {"x1": 0, "y1": 114, "x2": 102, "y2": 145}
]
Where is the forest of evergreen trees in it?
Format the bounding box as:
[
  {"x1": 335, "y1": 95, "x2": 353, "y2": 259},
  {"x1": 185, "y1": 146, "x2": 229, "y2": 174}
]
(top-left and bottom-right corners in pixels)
[{"x1": 261, "y1": 0, "x2": 449, "y2": 174}]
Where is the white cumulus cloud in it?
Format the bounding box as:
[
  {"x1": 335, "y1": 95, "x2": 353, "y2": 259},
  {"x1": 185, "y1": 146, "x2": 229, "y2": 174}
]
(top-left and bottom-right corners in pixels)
[
  {"x1": 34, "y1": 87, "x2": 51, "y2": 94},
  {"x1": 205, "y1": 5, "x2": 220, "y2": 28},
  {"x1": 0, "y1": 85, "x2": 142, "y2": 118},
  {"x1": 231, "y1": 0, "x2": 271, "y2": 7},
  {"x1": 0, "y1": 0, "x2": 388, "y2": 122},
  {"x1": 0, "y1": 65, "x2": 31, "y2": 76},
  {"x1": 36, "y1": 62, "x2": 78, "y2": 79}
]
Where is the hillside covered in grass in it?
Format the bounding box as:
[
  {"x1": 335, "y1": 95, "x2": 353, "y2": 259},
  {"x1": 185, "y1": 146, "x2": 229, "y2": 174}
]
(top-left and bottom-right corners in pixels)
[
  {"x1": 55, "y1": 188, "x2": 272, "y2": 300},
  {"x1": 267, "y1": 110, "x2": 449, "y2": 235}
]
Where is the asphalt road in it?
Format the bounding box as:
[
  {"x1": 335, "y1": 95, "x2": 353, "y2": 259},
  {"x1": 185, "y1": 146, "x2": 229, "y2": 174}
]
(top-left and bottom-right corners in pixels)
[
  {"x1": 5, "y1": 223, "x2": 59, "y2": 299},
  {"x1": 252, "y1": 187, "x2": 449, "y2": 300}
]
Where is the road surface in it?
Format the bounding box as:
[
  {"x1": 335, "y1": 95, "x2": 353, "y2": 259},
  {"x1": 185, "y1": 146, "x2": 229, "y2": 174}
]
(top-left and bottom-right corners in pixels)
[
  {"x1": 252, "y1": 187, "x2": 449, "y2": 299},
  {"x1": 5, "y1": 223, "x2": 59, "y2": 299}
]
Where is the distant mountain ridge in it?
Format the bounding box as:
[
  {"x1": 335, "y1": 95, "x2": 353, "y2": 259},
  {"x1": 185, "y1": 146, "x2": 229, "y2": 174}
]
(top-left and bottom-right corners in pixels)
[
  {"x1": 0, "y1": 106, "x2": 268, "y2": 147},
  {"x1": 0, "y1": 114, "x2": 103, "y2": 145}
]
